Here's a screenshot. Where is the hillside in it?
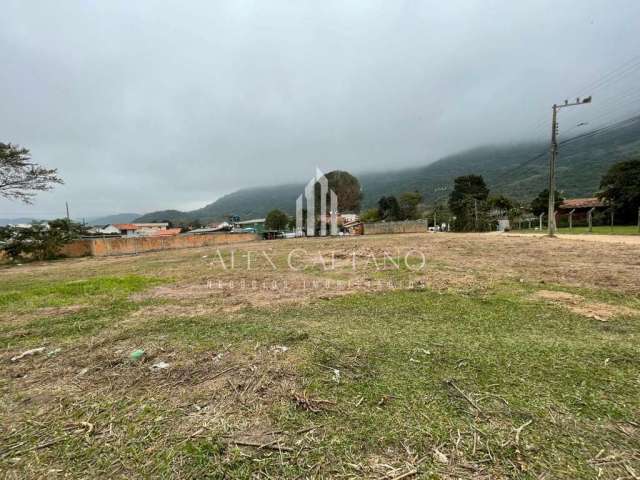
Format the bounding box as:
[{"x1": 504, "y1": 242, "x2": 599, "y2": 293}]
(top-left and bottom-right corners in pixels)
[
  {"x1": 88, "y1": 213, "x2": 141, "y2": 226},
  {"x1": 136, "y1": 117, "x2": 640, "y2": 223}
]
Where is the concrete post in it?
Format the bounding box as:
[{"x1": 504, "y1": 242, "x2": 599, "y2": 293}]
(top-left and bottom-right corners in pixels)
[{"x1": 569, "y1": 209, "x2": 575, "y2": 232}]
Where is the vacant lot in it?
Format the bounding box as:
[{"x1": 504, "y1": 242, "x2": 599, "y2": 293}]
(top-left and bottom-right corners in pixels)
[{"x1": 1, "y1": 233, "x2": 639, "y2": 479}]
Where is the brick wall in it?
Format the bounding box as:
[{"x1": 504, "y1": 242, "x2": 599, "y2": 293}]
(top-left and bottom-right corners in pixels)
[
  {"x1": 61, "y1": 232, "x2": 258, "y2": 258},
  {"x1": 363, "y1": 221, "x2": 428, "y2": 235}
]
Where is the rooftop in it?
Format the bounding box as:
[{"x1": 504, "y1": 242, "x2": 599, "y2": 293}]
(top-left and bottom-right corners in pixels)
[{"x1": 559, "y1": 197, "x2": 605, "y2": 209}]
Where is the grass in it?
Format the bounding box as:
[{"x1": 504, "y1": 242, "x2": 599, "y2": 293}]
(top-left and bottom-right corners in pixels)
[
  {"x1": 516, "y1": 225, "x2": 640, "y2": 235},
  {"x1": 1, "y1": 235, "x2": 639, "y2": 478}
]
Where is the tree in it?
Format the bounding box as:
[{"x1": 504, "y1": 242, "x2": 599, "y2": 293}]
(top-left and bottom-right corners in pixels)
[
  {"x1": 398, "y1": 191, "x2": 422, "y2": 220},
  {"x1": 448, "y1": 175, "x2": 490, "y2": 231},
  {"x1": 378, "y1": 196, "x2": 401, "y2": 221},
  {"x1": 359, "y1": 208, "x2": 380, "y2": 223},
  {"x1": 0, "y1": 143, "x2": 63, "y2": 203},
  {"x1": 598, "y1": 158, "x2": 640, "y2": 223},
  {"x1": 0, "y1": 219, "x2": 87, "y2": 261},
  {"x1": 265, "y1": 209, "x2": 289, "y2": 231},
  {"x1": 317, "y1": 171, "x2": 362, "y2": 213},
  {"x1": 488, "y1": 195, "x2": 514, "y2": 217},
  {"x1": 530, "y1": 189, "x2": 564, "y2": 217}
]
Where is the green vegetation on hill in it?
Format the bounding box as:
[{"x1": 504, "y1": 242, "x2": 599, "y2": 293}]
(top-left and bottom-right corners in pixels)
[{"x1": 136, "y1": 117, "x2": 640, "y2": 223}]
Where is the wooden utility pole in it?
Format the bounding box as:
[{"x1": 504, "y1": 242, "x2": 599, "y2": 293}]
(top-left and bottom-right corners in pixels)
[
  {"x1": 474, "y1": 198, "x2": 478, "y2": 231},
  {"x1": 65, "y1": 202, "x2": 70, "y2": 220},
  {"x1": 637, "y1": 206, "x2": 640, "y2": 233},
  {"x1": 548, "y1": 105, "x2": 558, "y2": 235},
  {"x1": 547, "y1": 97, "x2": 592, "y2": 236}
]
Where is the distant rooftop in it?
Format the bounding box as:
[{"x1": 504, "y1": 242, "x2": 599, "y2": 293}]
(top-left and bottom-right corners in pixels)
[{"x1": 559, "y1": 197, "x2": 605, "y2": 209}]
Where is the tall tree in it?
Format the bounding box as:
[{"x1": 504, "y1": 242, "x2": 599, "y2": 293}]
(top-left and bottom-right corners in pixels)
[
  {"x1": 265, "y1": 209, "x2": 289, "y2": 230},
  {"x1": 378, "y1": 196, "x2": 401, "y2": 221},
  {"x1": 530, "y1": 189, "x2": 563, "y2": 217},
  {"x1": 0, "y1": 143, "x2": 63, "y2": 203},
  {"x1": 448, "y1": 175, "x2": 490, "y2": 231},
  {"x1": 398, "y1": 191, "x2": 422, "y2": 220},
  {"x1": 598, "y1": 158, "x2": 640, "y2": 223},
  {"x1": 318, "y1": 171, "x2": 362, "y2": 213},
  {"x1": 488, "y1": 195, "x2": 514, "y2": 217}
]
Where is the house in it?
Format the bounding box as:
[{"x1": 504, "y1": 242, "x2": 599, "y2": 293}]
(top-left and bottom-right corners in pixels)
[
  {"x1": 233, "y1": 218, "x2": 266, "y2": 233},
  {"x1": 340, "y1": 213, "x2": 359, "y2": 223},
  {"x1": 111, "y1": 223, "x2": 170, "y2": 237},
  {"x1": 88, "y1": 224, "x2": 121, "y2": 235},
  {"x1": 112, "y1": 223, "x2": 139, "y2": 236},
  {"x1": 559, "y1": 197, "x2": 605, "y2": 211},
  {"x1": 558, "y1": 197, "x2": 606, "y2": 221}
]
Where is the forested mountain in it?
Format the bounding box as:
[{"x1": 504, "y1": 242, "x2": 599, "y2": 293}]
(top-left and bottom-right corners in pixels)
[{"x1": 136, "y1": 116, "x2": 640, "y2": 223}]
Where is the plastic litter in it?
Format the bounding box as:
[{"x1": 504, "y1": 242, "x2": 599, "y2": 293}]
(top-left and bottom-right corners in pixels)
[
  {"x1": 11, "y1": 347, "x2": 46, "y2": 362},
  {"x1": 130, "y1": 349, "x2": 145, "y2": 361},
  {"x1": 270, "y1": 345, "x2": 289, "y2": 353},
  {"x1": 149, "y1": 361, "x2": 170, "y2": 371}
]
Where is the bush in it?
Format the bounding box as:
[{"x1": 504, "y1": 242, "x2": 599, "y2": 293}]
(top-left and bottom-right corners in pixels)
[{"x1": 0, "y1": 219, "x2": 87, "y2": 261}]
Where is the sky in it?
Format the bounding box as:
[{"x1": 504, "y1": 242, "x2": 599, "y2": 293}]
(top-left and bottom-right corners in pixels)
[{"x1": 2, "y1": 0, "x2": 640, "y2": 219}]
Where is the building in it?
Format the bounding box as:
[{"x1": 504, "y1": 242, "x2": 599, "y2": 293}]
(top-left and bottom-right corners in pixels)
[
  {"x1": 559, "y1": 197, "x2": 606, "y2": 221},
  {"x1": 233, "y1": 218, "x2": 266, "y2": 233},
  {"x1": 111, "y1": 223, "x2": 170, "y2": 237},
  {"x1": 87, "y1": 224, "x2": 121, "y2": 235},
  {"x1": 340, "y1": 213, "x2": 359, "y2": 223}
]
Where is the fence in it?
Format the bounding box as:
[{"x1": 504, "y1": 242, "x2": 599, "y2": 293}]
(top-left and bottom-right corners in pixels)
[
  {"x1": 363, "y1": 220, "x2": 428, "y2": 235},
  {"x1": 59, "y1": 232, "x2": 258, "y2": 258}
]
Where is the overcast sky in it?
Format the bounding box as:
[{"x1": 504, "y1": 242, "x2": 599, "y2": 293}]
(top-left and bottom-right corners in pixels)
[{"x1": 2, "y1": 0, "x2": 639, "y2": 219}]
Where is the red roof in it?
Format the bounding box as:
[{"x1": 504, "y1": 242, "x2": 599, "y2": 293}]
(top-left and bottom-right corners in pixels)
[
  {"x1": 113, "y1": 223, "x2": 138, "y2": 230},
  {"x1": 559, "y1": 198, "x2": 605, "y2": 209}
]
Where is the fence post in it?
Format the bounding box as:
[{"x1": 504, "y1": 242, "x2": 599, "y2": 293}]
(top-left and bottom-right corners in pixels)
[
  {"x1": 539, "y1": 213, "x2": 544, "y2": 231},
  {"x1": 587, "y1": 208, "x2": 594, "y2": 233},
  {"x1": 637, "y1": 206, "x2": 640, "y2": 233},
  {"x1": 610, "y1": 206, "x2": 614, "y2": 233},
  {"x1": 569, "y1": 209, "x2": 575, "y2": 232}
]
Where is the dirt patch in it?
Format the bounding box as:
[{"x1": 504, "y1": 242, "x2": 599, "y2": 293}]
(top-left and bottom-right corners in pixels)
[{"x1": 531, "y1": 290, "x2": 640, "y2": 321}]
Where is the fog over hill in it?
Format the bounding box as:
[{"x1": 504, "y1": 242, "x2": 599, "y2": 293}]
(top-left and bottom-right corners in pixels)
[{"x1": 135, "y1": 117, "x2": 640, "y2": 223}]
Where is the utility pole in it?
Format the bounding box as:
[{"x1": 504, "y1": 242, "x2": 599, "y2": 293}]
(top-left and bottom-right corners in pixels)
[
  {"x1": 637, "y1": 206, "x2": 640, "y2": 233},
  {"x1": 65, "y1": 202, "x2": 70, "y2": 221},
  {"x1": 474, "y1": 198, "x2": 478, "y2": 231},
  {"x1": 548, "y1": 96, "x2": 592, "y2": 236}
]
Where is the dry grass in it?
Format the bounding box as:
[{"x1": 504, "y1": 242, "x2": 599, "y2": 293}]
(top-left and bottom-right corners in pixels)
[{"x1": 1, "y1": 233, "x2": 639, "y2": 478}]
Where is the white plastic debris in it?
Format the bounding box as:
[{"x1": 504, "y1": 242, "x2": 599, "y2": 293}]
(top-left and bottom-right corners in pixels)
[
  {"x1": 149, "y1": 361, "x2": 170, "y2": 371},
  {"x1": 270, "y1": 345, "x2": 289, "y2": 353},
  {"x1": 11, "y1": 347, "x2": 46, "y2": 362},
  {"x1": 47, "y1": 348, "x2": 62, "y2": 357},
  {"x1": 332, "y1": 368, "x2": 341, "y2": 383}
]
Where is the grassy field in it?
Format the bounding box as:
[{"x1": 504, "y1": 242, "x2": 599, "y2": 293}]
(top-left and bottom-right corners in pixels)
[
  {"x1": 516, "y1": 225, "x2": 640, "y2": 235},
  {"x1": 1, "y1": 233, "x2": 639, "y2": 479}
]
